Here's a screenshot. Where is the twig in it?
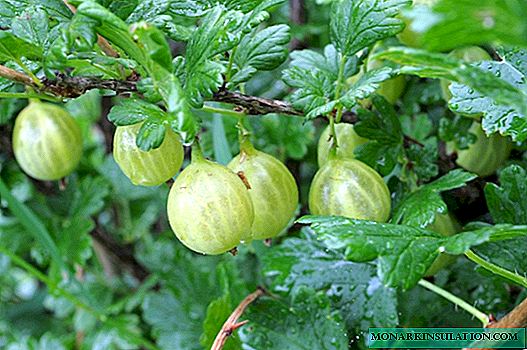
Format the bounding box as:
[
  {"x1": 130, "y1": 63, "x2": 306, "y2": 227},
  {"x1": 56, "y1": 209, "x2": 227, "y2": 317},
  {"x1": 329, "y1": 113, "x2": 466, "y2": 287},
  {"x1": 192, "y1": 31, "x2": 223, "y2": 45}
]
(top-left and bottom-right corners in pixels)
[
  {"x1": 488, "y1": 296, "x2": 527, "y2": 328},
  {"x1": 211, "y1": 287, "x2": 267, "y2": 350},
  {"x1": 213, "y1": 89, "x2": 302, "y2": 116},
  {"x1": 0, "y1": 64, "x2": 304, "y2": 116},
  {"x1": 0, "y1": 65, "x2": 36, "y2": 86},
  {"x1": 463, "y1": 296, "x2": 527, "y2": 350}
]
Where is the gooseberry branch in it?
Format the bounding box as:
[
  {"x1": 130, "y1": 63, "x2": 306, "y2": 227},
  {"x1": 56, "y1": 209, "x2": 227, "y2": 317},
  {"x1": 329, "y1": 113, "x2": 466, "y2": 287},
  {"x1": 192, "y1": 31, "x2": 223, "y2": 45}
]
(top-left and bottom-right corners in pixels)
[{"x1": 211, "y1": 287, "x2": 267, "y2": 350}]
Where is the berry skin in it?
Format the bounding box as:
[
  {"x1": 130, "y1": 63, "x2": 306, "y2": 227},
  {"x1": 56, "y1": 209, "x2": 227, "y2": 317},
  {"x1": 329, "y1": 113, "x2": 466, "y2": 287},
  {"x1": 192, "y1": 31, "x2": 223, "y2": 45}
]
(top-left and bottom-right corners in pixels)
[
  {"x1": 309, "y1": 159, "x2": 391, "y2": 222},
  {"x1": 167, "y1": 154, "x2": 254, "y2": 255},
  {"x1": 317, "y1": 124, "x2": 368, "y2": 166},
  {"x1": 12, "y1": 101, "x2": 82, "y2": 181},
  {"x1": 424, "y1": 212, "x2": 460, "y2": 276},
  {"x1": 451, "y1": 122, "x2": 511, "y2": 178},
  {"x1": 228, "y1": 142, "x2": 298, "y2": 240},
  {"x1": 113, "y1": 123, "x2": 184, "y2": 186}
]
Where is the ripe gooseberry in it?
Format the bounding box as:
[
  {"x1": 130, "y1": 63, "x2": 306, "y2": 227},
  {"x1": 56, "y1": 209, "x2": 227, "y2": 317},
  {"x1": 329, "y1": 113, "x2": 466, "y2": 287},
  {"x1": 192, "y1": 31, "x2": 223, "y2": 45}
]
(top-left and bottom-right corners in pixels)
[
  {"x1": 12, "y1": 101, "x2": 82, "y2": 181},
  {"x1": 228, "y1": 140, "x2": 298, "y2": 240},
  {"x1": 167, "y1": 149, "x2": 254, "y2": 255},
  {"x1": 113, "y1": 123, "x2": 184, "y2": 186}
]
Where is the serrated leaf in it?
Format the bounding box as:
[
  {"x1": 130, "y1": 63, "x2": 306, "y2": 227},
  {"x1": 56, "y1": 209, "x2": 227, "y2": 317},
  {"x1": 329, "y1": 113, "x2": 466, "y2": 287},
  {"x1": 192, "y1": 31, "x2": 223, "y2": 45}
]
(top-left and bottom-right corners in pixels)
[
  {"x1": 108, "y1": 99, "x2": 167, "y2": 126},
  {"x1": 475, "y1": 165, "x2": 527, "y2": 276},
  {"x1": 330, "y1": 0, "x2": 410, "y2": 56},
  {"x1": 0, "y1": 31, "x2": 42, "y2": 62},
  {"x1": 262, "y1": 229, "x2": 398, "y2": 330},
  {"x1": 353, "y1": 96, "x2": 403, "y2": 174},
  {"x1": 282, "y1": 66, "x2": 333, "y2": 115},
  {"x1": 68, "y1": 177, "x2": 110, "y2": 218},
  {"x1": 290, "y1": 44, "x2": 359, "y2": 82},
  {"x1": 0, "y1": 0, "x2": 72, "y2": 27},
  {"x1": 392, "y1": 170, "x2": 477, "y2": 227},
  {"x1": 449, "y1": 60, "x2": 527, "y2": 141},
  {"x1": 239, "y1": 287, "x2": 349, "y2": 350},
  {"x1": 485, "y1": 164, "x2": 527, "y2": 225},
  {"x1": 299, "y1": 216, "x2": 518, "y2": 289},
  {"x1": 11, "y1": 7, "x2": 49, "y2": 50},
  {"x1": 56, "y1": 218, "x2": 93, "y2": 266},
  {"x1": 230, "y1": 24, "x2": 290, "y2": 85},
  {"x1": 341, "y1": 67, "x2": 395, "y2": 106},
  {"x1": 405, "y1": 138, "x2": 438, "y2": 181},
  {"x1": 137, "y1": 121, "x2": 166, "y2": 151},
  {"x1": 283, "y1": 45, "x2": 359, "y2": 117},
  {"x1": 376, "y1": 47, "x2": 527, "y2": 140}
]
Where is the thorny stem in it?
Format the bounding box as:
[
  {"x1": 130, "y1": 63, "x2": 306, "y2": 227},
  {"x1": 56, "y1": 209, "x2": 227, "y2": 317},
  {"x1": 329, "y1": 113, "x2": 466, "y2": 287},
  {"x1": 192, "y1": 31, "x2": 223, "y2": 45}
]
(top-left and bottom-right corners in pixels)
[
  {"x1": 465, "y1": 250, "x2": 527, "y2": 288},
  {"x1": 211, "y1": 287, "x2": 267, "y2": 350},
  {"x1": 418, "y1": 279, "x2": 490, "y2": 327}
]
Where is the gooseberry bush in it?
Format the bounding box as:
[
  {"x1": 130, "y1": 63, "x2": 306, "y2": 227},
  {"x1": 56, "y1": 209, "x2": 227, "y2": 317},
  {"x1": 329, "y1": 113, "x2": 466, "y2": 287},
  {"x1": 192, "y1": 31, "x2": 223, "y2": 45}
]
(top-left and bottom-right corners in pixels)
[{"x1": 1, "y1": 0, "x2": 527, "y2": 349}]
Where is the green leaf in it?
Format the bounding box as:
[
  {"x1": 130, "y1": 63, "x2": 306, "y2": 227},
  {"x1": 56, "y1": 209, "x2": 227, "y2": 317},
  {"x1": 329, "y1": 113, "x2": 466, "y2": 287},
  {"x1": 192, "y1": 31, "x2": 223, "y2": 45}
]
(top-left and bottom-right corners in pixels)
[
  {"x1": 376, "y1": 47, "x2": 527, "y2": 140},
  {"x1": 56, "y1": 218, "x2": 93, "y2": 266},
  {"x1": 137, "y1": 121, "x2": 166, "y2": 151},
  {"x1": 200, "y1": 292, "x2": 241, "y2": 350},
  {"x1": 449, "y1": 59, "x2": 527, "y2": 141},
  {"x1": 0, "y1": 177, "x2": 65, "y2": 271},
  {"x1": 230, "y1": 24, "x2": 290, "y2": 85},
  {"x1": 476, "y1": 165, "x2": 527, "y2": 276},
  {"x1": 330, "y1": 0, "x2": 410, "y2": 56},
  {"x1": 130, "y1": 23, "x2": 173, "y2": 72},
  {"x1": 354, "y1": 96, "x2": 403, "y2": 174},
  {"x1": 341, "y1": 67, "x2": 395, "y2": 107},
  {"x1": 417, "y1": 0, "x2": 527, "y2": 51},
  {"x1": 0, "y1": 31, "x2": 42, "y2": 62},
  {"x1": 283, "y1": 45, "x2": 360, "y2": 117},
  {"x1": 0, "y1": 0, "x2": 72, "y2": 27},
  {"x1": 405, "y1": 138, "x2": 438, "y2": 182},
  {"x1": 108, "y1": 99, "x2": 167, "y2": 126},
  {"x1": 139, "y1": 238, "x2": 222, "y2": 350},
  {"x1": 239, "y1": 287, "x2": 349, "y2": 350},
  {"x1": 11, "y1": 7, "x2": 49, "y2": 50},
  {"x1": 289, "y1": 44, "x2": 359, "y2": 82},
  {"x1": 300, "y1": 216, "x2": 499, "y2": 289},
  {"x1": 262, "y1": 229, "x2": 398, "y2": 330},
  {"x1": 392, "y1": 170, "x2": 477, "y2": 227},
  {"x1": 282, "y1": 66, "x2": 333, "y2": 115},
  {"x1": 485, "y1": 164, "x2": 527, "y2": 225}
]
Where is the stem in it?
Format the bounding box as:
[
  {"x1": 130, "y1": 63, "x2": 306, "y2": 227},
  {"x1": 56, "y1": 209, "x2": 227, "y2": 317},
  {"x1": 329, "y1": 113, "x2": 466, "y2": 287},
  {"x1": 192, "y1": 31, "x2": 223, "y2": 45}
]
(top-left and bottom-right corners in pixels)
[
  {"x1": 0, "y1": 91, "x2": 62, "y2": 102},
  {"x1": 0, "y1": 65, "x2": 35, "y2": 86},
  {"x1": 334, "y1": 54, "x2": 347, "y2": 124},
  {"x1": 202, "y1": 105, "x2": 245, "y2": 118},
  {"x1": 328, "y1": 54, "x2": 348, "y2": 155},
  {"x1": 211, "y1": 287, "x2": 266, "y2": 350},
  {"x1": 225, "y1": 46, "x2": 238, "y2": 82},
  {"x1": 465, "y1": 250, "x2": 527, "y2": 288},
  {"x1": 418, "y1": 279, "x2": 490, "y2": 327},
  {"x1": 0, "y1": 246, "x2": 160, "y2": 350}
]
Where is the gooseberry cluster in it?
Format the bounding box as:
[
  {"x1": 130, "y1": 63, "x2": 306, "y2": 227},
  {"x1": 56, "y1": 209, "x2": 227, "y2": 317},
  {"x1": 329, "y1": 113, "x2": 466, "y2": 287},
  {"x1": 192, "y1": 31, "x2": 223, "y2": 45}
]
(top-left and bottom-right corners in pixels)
[{"x1": 10, "y1": 40, "x2": 511, "y2": 263}]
